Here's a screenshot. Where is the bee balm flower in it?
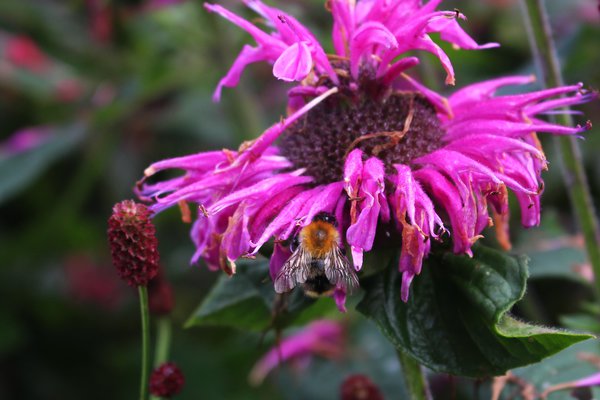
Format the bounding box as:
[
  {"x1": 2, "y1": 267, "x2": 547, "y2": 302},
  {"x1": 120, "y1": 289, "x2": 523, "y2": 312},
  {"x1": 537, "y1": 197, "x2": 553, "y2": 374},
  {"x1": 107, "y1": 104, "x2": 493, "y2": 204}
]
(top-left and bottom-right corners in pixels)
[{"x1": 138, "y1": 0, "x2": 593, "y2": 309}]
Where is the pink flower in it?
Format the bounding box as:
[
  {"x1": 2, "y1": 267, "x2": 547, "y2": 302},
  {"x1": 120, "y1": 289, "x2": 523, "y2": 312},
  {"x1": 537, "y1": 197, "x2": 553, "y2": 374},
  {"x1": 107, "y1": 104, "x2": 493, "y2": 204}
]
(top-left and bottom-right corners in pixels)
[
  {"x1": 0, "y1": 126, "x2": 52, "y2": 155},
  {"x1": 205, "y1": 0, "x2": 497, "y2": 100},
  {"x1": 138, "y1": 1, "x2": 594, "y2": 308},
  {"x1": 64, "y1": 254, "x2": 126, "y2": 311},
  {"x1": 248, "y1": 320, "x2": 345, "y2": 385},
  {"x1": 4, "y1": 36, "x2": 49, "y2": 72}
]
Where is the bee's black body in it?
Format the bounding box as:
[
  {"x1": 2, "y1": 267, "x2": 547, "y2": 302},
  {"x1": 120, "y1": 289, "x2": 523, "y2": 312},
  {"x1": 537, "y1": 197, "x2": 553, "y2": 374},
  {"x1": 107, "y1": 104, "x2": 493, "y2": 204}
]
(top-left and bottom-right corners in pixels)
[{"x1": 302, "y1": 259, "x2": 335, "y2": 297}]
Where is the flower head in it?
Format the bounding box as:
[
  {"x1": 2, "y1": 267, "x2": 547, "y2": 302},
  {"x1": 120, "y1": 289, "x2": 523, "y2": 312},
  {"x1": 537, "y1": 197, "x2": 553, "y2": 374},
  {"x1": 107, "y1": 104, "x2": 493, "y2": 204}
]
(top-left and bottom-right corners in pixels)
[
  {"x1": 340, "y1": 374, "x2": 384, "y2": 400},
  {"x1": 149, "y1": 362, "x2": 185, "y2": 397},
  {"x1": 107, "y1": 200, "x2": 160, "y2": 287},
  {"x1": 138, "y1": 1, "x2": 594, "y2": 306},
  {"x1": 248, "y1": 320, "x2": 345, "y2": 385}
]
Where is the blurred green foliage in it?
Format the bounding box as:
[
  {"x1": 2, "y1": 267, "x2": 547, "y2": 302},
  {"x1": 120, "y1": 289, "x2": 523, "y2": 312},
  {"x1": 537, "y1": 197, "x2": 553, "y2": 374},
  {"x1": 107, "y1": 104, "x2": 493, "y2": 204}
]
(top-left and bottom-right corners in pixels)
[{"x1": 0, "y1": 0, "x2": 599, "y2": 399}]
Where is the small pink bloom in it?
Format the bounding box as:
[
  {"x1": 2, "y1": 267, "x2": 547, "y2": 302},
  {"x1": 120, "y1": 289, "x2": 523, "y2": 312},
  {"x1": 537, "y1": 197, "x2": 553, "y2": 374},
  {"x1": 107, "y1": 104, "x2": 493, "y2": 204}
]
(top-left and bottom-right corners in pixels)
[{"x1": 4, "y1": 36, "x2": 48, "y2": 72}]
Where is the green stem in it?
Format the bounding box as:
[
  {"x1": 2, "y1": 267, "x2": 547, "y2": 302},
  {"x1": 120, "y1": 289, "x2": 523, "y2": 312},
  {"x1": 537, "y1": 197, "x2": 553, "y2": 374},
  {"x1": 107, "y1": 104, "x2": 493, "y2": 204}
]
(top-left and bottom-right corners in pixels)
[
  {"x1": 149, "y1": 317, "x2": 172, "y2": 400},
  {"x1": 397, "y1": 350, "x2": 430, "y2": 400},
  {"x1": 139, "y1": 286, "x2": 151, "y2": 400},
  {"x1": 153, "y1": 317, "x2": 172, "y2": 367},
  {"x1": 520, "y1": 0, "x2": 600, "y2": 298}
]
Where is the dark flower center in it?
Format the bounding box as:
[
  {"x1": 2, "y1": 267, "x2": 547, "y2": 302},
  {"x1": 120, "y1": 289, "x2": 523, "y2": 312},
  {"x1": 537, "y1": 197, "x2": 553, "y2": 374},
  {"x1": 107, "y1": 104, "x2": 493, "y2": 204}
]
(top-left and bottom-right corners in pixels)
[{"x1": 280, "y1": 90, "x2": 446, "y2": 185}]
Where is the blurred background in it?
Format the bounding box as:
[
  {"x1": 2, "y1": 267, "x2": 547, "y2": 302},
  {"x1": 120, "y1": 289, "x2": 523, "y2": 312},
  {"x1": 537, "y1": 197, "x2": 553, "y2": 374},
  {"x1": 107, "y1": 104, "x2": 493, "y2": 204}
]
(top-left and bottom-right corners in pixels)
[{"x1": 0, "y1": 0, "x2": 598, "y2": 399}]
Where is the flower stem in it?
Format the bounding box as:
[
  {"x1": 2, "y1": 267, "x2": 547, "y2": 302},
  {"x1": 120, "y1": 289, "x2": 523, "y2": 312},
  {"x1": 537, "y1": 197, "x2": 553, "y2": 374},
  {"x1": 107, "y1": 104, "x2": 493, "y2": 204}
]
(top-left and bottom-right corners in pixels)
[
  {"x1": 139, "y1": 286, "x2": 151, "y2": 400},
  {"x1": 520, "y1": 0, "x2": 600, "y2": 297},
  {"x1": 397, "y1": 350, "x2": 430, "y2": 400},
  {"x1": 153, "y1": 317, "x2": 172, "y2": 367}
]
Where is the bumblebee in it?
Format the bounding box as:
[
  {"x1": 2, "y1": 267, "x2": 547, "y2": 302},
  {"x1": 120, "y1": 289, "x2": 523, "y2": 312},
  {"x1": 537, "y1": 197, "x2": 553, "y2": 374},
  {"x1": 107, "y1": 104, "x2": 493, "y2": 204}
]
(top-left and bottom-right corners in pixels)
[{"x1": 274, "y1": 212, "x2": 359, "y2": 297}]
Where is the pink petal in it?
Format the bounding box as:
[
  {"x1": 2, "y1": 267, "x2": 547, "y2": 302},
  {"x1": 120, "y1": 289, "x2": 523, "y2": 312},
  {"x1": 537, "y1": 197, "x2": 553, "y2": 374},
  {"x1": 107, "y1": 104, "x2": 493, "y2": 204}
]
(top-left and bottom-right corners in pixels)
[
  {"x1": 270, "y1": 242, "x2": 292, "y2": 280},
  {"x1": 334, "y1": 286, "x2": 348, "y2": 313},
  {"x1": 273, "y1": 42, "x2": 313, "y2": 82}
]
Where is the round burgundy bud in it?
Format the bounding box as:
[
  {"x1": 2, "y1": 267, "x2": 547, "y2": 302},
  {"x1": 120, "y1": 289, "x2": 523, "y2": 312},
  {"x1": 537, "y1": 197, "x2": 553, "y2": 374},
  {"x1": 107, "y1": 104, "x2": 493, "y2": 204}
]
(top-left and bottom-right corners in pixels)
[
  {"x1": 149, "y1": 362, "x2": 185, "y2": 398},
  {"x1": 340, "y1": 374, "x2": 384, "y2": 400},
  {"x1": 148, "y1": 271, "x2": 174, "y2": 315},
  {"x1": 107, "y1": 200, "x2": 159, "y2": 287}
]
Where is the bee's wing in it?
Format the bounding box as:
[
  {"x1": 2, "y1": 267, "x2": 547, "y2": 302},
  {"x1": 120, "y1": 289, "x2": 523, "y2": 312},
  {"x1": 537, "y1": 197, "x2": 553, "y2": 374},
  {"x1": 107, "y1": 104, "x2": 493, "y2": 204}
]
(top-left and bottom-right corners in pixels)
[
  {"x1": 273, "y1": 246, "x2": 312, "y2": 293},
  {"x1": 324, "y1": 245, "x2": 359, "y2": 292}
]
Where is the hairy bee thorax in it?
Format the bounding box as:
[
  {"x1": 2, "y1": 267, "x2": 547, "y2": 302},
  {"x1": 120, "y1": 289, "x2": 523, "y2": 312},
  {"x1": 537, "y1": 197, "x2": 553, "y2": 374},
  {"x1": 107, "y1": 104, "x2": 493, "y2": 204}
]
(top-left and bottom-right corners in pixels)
[
  {"x1": 279, "y1": 64, "x2": 446, "y2": 185},
  {"x1": 300, "y1": 220, "x2": 339, "y2": 259}
]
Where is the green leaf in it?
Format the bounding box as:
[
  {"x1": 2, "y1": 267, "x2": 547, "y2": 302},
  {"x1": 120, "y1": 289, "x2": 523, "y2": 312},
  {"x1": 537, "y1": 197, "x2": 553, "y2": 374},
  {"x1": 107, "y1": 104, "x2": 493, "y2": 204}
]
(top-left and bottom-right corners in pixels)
[
  {"x1": 185, "y1": 261, "x2": 337, "y2": 332},
  {"x1": 515, "y1": 210, "x2": 588, "y2": 283},
  {"x1": 357, "y1": 244, "x2": 593, "y2": 377},
  {"x1": 0, "y1": 124, "x2": 85, "y2": 204},
  {"x1": 513, "y1": 340, "x2": 600, "y2": 399}
]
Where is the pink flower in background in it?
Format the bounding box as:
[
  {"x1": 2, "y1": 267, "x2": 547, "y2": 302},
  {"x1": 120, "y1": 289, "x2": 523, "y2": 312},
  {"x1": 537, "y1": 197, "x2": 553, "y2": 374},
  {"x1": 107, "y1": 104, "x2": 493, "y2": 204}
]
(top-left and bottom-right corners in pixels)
[
  {"x1": 0, "y1": 127, "x2": 52, "y2": 155},
  {"x1": 4, "y1": 36, "x2": 48, "y2": 72},
  {"x1": 64, "y1": 254, "x2": 126, "y2": 311},
  {"x1": 55, "y1": 79, "x2": 84, "y2": 103},
  {"x1": 87, "y1": 0, "x2": 112, "y2": 44},
  {"x1": 248, "y1": 320, "x2": 345, "y2": 385},
  {"x1": 138, "y1": 0, "x2": 594, "y2": 307}
]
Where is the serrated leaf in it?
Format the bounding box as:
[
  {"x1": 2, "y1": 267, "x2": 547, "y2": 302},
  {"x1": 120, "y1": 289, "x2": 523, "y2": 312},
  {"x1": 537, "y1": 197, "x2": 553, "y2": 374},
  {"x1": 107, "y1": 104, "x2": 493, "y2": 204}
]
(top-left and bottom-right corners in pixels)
[
  {"x1": 357, "y1": 245, "x2": 593, "y2": 377},
  {"x1": 185, "y1": 261, "x2": 337, "y2": 332}
]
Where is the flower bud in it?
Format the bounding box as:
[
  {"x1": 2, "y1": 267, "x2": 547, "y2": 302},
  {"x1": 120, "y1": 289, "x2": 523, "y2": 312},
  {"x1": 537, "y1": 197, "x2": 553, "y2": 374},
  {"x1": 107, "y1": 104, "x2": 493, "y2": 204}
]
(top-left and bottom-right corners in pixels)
[
  {"x1": 107, "y1": 200, "x2": 159, "y2": 287},
  {"x1": 149, "y1": 362, "x2": 185, "y2": 398},
  {"x1": 340, "y1": 374, "x2": 384, "y2": 400}
]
